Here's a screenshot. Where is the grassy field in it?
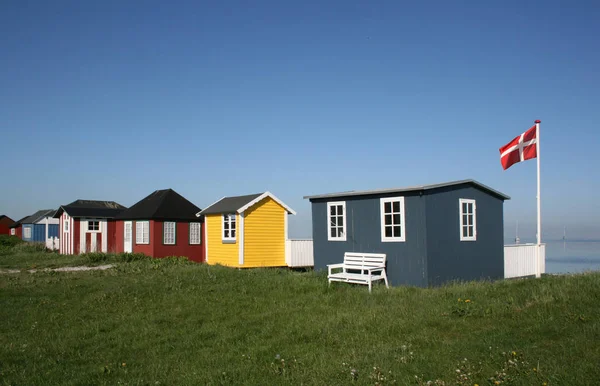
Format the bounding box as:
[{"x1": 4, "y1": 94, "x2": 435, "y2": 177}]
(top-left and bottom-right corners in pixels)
[{"x1": 1, "y1": 245, "x2": 600, "y2": 385}]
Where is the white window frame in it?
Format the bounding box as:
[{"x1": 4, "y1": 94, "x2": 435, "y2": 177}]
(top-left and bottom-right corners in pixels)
[
  {"x1": 222, "y1": 214, "x2": 236, "y2": 242},
  {"x1": 10, "y1": 228, "x2": 15, "y2": 236},
  {"x1": 327, "y1": 201, "x2": 347, "y2": 241},
  {"x1": 163, "y1": 222, "x2": 176, "y2": 245},
  {"x1": 87, "y1": 220, "x2": 101, "y2": 233},
  {"x1": 380, "y1": 197, "x2": 406, "y2": 242},
  {"x1": 459, "y1": 198, "x2": 477, "y2": 241},
  {"x1": 23, "y1": 226, "x2": 32, "y2": 239},
  {"x1": 136, "y1": 221, "x2": 150, "y2": 245},
  {"x1": 64, "y1": 218, "x2": 69, "y2": 232},
  {"x1": 189, "y1": 222, "x2": 202, "y2": 245}
]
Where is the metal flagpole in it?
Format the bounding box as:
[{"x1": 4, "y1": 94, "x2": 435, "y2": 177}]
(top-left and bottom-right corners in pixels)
[{"x1": 535, "y1": 119, "x2": 542, "y2": 278}]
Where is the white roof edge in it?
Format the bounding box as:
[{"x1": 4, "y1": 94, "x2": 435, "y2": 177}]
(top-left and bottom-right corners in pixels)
[
  {"x1": 197, "y1": 196, "x2": 226, "y2": 216},
  {"x1": 237, "y1": 191, "x2": 296, "y2": 215},
  {"x1": 303, "y1": 179, "x2": 510, "y2": 200}
]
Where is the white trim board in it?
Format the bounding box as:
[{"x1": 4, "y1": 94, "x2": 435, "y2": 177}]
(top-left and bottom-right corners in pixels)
[
  {"x1": 239, "y1": 213, "x2": 244, "y2": 266},
  {"x1": 237, "y1": 191, "x2": 296, "y2": 215},
  {"x1": 205, "y1": 221, "x2": 209, "y2": 263},
  {"x1": 196, "y1": 196, "x2": 226, "y2": 217}
]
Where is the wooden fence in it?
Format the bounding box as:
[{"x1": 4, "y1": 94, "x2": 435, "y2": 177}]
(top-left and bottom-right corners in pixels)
[
  {"x1": 504, "y1": 243, "x2": 546, "y2": 278},
  {"x1": 285, "y1": 239, "x2": 314, "y2": 267}
]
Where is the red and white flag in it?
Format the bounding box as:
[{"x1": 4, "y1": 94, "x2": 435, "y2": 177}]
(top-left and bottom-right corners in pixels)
[{"x1": 499, "y1": 125, "x2": 537, "y2": 170}]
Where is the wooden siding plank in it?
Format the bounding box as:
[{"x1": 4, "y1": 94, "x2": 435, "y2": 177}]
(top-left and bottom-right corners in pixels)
[
  {"x1": 243, "y1": 197, "x2": 286, "y2": 267},
  {"x1": 206, "y1": 214, "x2": 239, "y2": 267}
]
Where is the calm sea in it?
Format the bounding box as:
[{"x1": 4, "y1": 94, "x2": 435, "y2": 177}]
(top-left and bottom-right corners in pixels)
[{"x1": 506, "y1": 239, "x2": 600, "y2": 274}]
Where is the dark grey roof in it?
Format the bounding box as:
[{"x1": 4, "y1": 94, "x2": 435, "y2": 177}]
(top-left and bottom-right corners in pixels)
[
  {"x1": 9, "y1": 215, "x2": 29, "y2": 228},
  {"x1": 115, "y1": 189, "x2": 202, "y2": 221},
  {"x1": 199, "y1": 193, "x2": 263, "y2": 215},
  {"x1": 20, "y1": 209, "x2": 56, "y2": 224},
  {"x1": 54, "y1": 200, "x2": 127, "y2": 218},
  {"x1": 303, "y1": 179, "x2": 510, "y2": 201}
]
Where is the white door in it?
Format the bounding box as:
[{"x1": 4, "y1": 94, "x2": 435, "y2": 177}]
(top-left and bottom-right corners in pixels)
[{"x1": 124, "y1": 221, "x2": 132, "y2": 253}]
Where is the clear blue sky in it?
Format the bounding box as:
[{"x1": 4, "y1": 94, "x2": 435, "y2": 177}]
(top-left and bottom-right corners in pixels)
[{"x1": 1, "y1": 0, "x2": 599, "y2": 240}]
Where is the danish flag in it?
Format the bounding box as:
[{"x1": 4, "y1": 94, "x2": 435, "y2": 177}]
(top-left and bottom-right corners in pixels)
[{"x1": 499, "y1": 125, "x2": 537, "y2": 170}]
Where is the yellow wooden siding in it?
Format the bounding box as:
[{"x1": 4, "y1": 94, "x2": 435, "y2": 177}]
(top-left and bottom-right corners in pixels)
[
  {"x1": 206, "y1": 214, "x2": 239, "y2": 267},
  {"x1": 243, "y1": 197, "x2": 286, "y2": 267}
]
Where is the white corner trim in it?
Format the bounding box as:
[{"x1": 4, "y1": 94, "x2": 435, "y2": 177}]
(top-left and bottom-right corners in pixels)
[
  {"x1": 380, "y1": 197, "x2": 406, "y2": 242},
  {"x1": 284, "y1": 212, "x2": 289, "y2": 263},
  {"x1": 197, "y1": 196, "x2": 226, "y2": 216},
  {"x1": 237, "y1": 191, "x2": 297, "y2": 215},
  {"x1": 238, "y1": 213, "x2": 244, "y2": 266},
  {"x1": 205, "y1": 221, "x2": 209, "y2": 263}
]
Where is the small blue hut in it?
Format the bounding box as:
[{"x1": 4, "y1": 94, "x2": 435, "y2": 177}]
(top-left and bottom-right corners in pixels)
[{"x1": 304, "y1": 180, "x2": 510, "y2": 287}]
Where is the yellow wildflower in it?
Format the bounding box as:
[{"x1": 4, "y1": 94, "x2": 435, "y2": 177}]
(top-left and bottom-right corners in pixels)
[
  {"x1": 465, "y1": 299, "x2": 471, "y2": 303},
  {"x1": 122, "y1": 363, "x2": 126, "y2": 367},
  {"x1": 512, "y1": 351, "x2": 516, "y2": 356}
]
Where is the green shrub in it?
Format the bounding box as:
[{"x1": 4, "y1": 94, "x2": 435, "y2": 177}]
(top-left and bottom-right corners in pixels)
[
  {"x1": 116, "y1": 252, "x2": 149, "y2": 262},
  {"x1": 12, "y1": 242, "x2": 48, "y2": 253},
  {"x1": 81, "y1": 252, "x2": 109, "y2": 263},
  {"x1": 0, "y1": 235, "x2": 25, "y2": 248}
]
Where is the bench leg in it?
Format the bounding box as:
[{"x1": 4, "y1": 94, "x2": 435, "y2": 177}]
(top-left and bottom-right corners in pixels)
[
  {"x1": 383, "y1": 272, "x2": 389, "y2": 289},
  {"x1": 368, "y1": 279, "x2": 372, "y2": 293}
]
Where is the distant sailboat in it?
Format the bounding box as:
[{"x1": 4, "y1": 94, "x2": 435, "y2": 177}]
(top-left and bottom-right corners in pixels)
[{"x1": 515, "y1": 220, "x2": 520, "y2": 244}]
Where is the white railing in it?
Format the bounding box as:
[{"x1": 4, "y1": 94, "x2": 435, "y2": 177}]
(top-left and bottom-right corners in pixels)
[
  {"x1": 286, "y1": 239, "x2": 314, "y2": 267},
  {"x1": 504, "y1": 243, "x2": 545, "y2": 278},
  {"x1": 46, "y1": 237, "x2": 59, "y2": 251}
]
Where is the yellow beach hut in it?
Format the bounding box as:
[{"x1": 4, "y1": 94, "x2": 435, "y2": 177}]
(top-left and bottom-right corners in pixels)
[{"x1": 197, "y1": 192, "x2": 296, "y2": 268}]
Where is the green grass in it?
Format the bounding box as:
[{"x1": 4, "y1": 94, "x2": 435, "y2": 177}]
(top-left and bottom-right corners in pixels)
[{"x1": 1, "y1": 250, "x2": 600, "y2": 385}]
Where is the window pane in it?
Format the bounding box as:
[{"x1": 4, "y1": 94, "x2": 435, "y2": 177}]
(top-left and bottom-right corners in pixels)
[
  {"x1": 384, "y1": 202, "x2": 391, "y2": 213},
  {"x1": 393, "y1": 226, "x2": 401, "y2": 237},
  {"x1": 463, "y1": 227, "x2": 468, "y2": 237},
  {"x1": 336, "y1": 228, "x2": 343, "y2": 237},
  {"x1": 338, "y1": 216, "x2": 344, "y2": 227},
  {"x1": 337, "y1": 205, "x2": 343, "y2": 215},
  {"x1": 231, "y1": 229, "x2": 236, "y2": 238},
  {"x1": 224, "y1": 230, "x2": 229, "y2": 238},
  {"x1": 231, "y1": 221, "x2": 236, "y2": 229},
  {"x1": 462, "y1": 214, "x2": 468, "y2": 226},
  {"x1": 330, "y1": 206, "x2": 336, "y2": 215},
  {"x1": 385, "y1": 226, "x2": 392, "y2": 238},
  {"x1": 468, "y1": 227, "x2": 473, "y2": 237},
  {"x1": 393, "y1": 214, "x2": 401, "y2": 225},
  {"x1": 224, "y1": 221, "x2": 229, "y2": 230},
  {"x1": 385, "y1": 214, "x2": 392, "y2": 226},
  {"x1": 392, "y1": 201, "x2": 400, "y2": 212},
  {"x1": 330, "y1": 228, "x2": 336, "y2": 238},
  {"x1": 462, "y1": 203, "x2": 468, "y2": 213},
  {"x1": 468, "y1": 214, "x2": 473, "y2": 226},
  {"x1": 330, "y1": 218, "x2": 337, "y2": 227}
]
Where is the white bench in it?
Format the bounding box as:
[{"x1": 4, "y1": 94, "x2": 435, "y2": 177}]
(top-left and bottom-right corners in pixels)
[{"x1": 327, "y1": 252, "x2": 389, "y2": 292}]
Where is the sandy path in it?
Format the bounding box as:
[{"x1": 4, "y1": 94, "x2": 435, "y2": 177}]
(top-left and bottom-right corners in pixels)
[{"x1": 0, "y1": 264, "x2": 115, "y2": 274}]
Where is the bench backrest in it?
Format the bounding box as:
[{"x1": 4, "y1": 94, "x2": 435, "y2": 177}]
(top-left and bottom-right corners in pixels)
[{"x1": 343, "y1": 252, "x2": 386, "y2": 270}]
